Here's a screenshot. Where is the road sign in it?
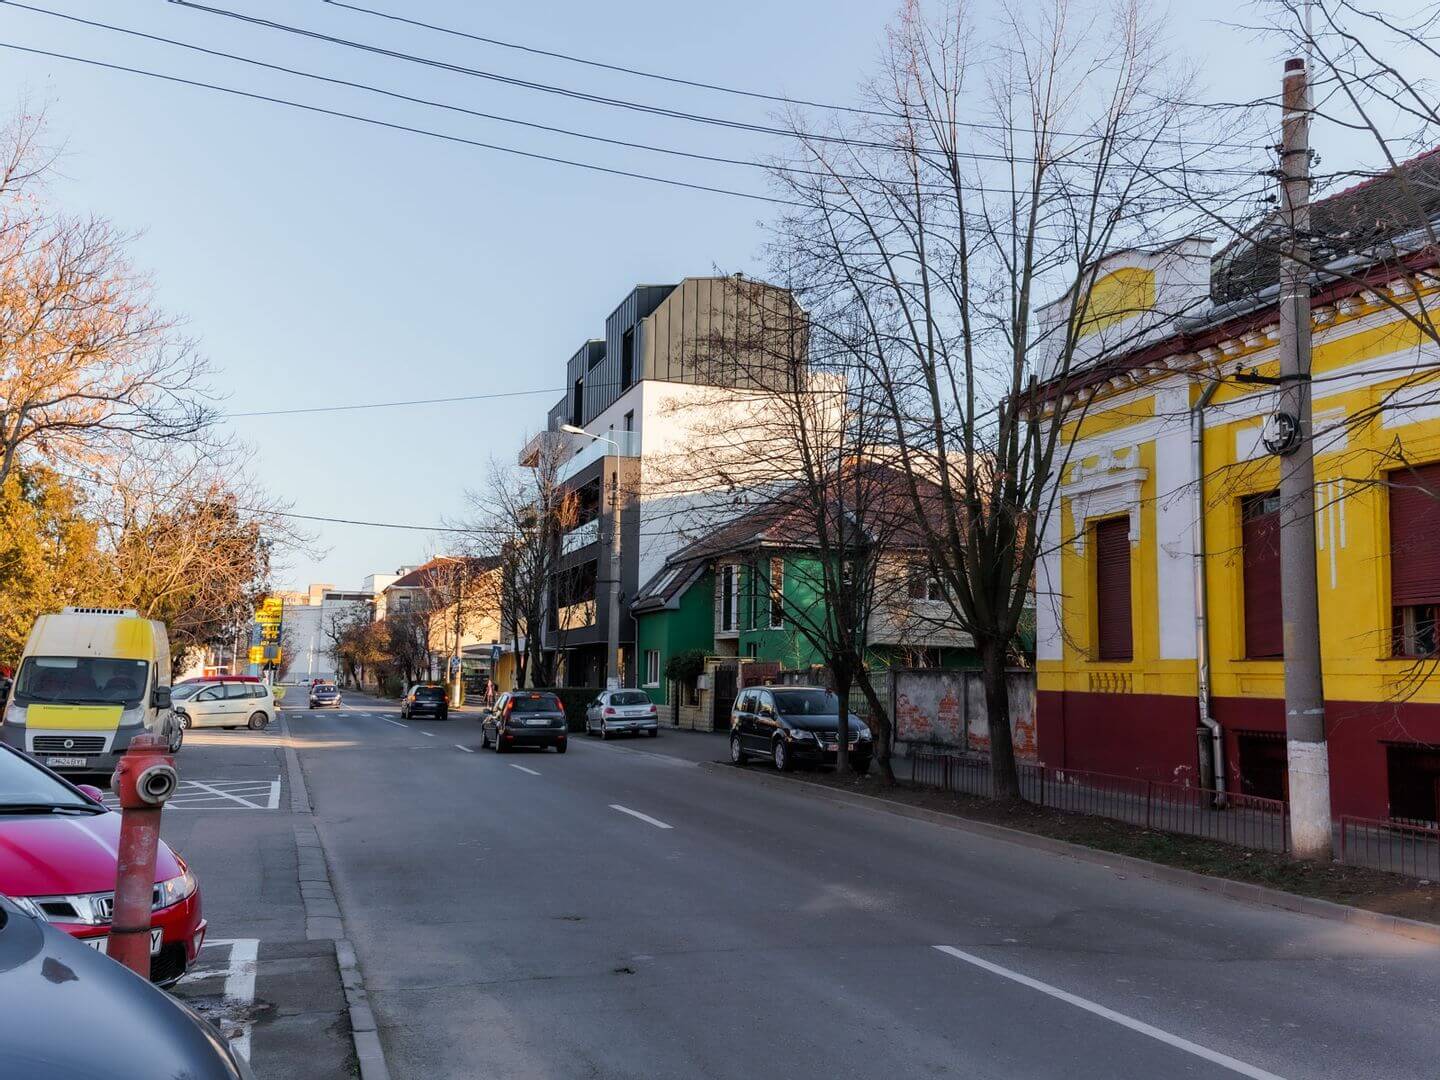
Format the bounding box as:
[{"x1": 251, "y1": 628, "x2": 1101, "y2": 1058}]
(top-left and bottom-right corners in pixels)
[
  {"x1": 490, "y1": 644, "x2": 502, "y2": 662},
  {"x1": 448, "y1": 656, "x2": 461, "y2": 676}
]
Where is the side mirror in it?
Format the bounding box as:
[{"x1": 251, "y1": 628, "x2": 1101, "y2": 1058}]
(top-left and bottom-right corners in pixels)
[
  {"x1": 76, "y1": 784, "x2": 106, "y2": 804},
  {"x1": 152, "y1": 686, "x2": 172, "y2": 711}
]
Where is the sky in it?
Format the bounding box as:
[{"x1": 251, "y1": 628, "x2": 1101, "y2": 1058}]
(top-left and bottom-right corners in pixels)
[{"x1": 0, "y1": 0, "x2": 1310, "y2": 590}]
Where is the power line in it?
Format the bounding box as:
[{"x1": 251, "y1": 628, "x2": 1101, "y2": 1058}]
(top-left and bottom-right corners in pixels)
[
  {"x1": 166, "y1": 0, "x2": 1260, "y2": 177},
  {"x1": 224, "y1": 387, "x2": 562, "y2": 418},
  {"x1": 321, "y1": 0, "x2": 1264, "y2": 153}
]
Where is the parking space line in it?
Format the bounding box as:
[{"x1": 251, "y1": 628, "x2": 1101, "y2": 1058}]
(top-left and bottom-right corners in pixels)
[
  {"x1": 508, "y1": 763, "x2": 540, "y2": 776},
  {"x1": 200, "y1": 938, "x2": 259, "y2": 1063},
  {"x1": 455, "y1": 744, "x2": 474, "y2": 753},
  {"x1": 609, "y1": 803, "x2": 672, "y2": 829},
  {"x1": 931, "y1": 946, "x2": 1285, "y2": 1080}
]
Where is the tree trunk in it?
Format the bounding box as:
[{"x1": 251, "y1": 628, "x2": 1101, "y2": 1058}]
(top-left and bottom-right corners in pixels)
[
  {"x1": 833, "y1": 667, "x2": 852, "y2": 774},
  {"x1": 979, "y1": 637, "x2": 1020, "y2": 800},
  {"x1": 855, "y1": 670, "x2": 895, "y2": 785}
]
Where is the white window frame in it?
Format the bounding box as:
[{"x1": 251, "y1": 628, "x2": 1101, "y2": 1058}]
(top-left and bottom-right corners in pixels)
[{"x1": 644, "y1": 649, "x2": 660, "y2": 687}]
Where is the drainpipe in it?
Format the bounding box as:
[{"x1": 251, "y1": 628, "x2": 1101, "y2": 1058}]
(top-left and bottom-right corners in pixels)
[{"x1": 1191, "y1": 377, "x2": 1226, "y2": 803}]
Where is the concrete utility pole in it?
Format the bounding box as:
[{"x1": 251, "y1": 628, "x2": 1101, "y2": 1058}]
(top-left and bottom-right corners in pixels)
[
  {"x1": 1275, "y1": 56, "x2": 1332, "y2": 859},
  {"x1": 606, "y1": 467, "x2": 622, "y2": 689}
]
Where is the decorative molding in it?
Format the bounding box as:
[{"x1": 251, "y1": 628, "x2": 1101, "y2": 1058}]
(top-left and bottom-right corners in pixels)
[
  {"x1": 1063, "y1": 447, "x2": 1146, "y2": 552},
  {"x1": 1087, "y1": 670, "x2": 1134, "y2": 693}
]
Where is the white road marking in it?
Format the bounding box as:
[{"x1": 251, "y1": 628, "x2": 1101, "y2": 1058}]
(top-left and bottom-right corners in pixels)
[
  {"x1": 383, "y1": 718, "x2": 405, "y2": 727},
  {"x1": 508, "y1": 763, "x2": 540, "y2": 776},
  {"x1": 609, "y1": 804, "x2": 673, "y2": 830},
  {"x1": 201, "y1": 938, "x2": 259, "y2": 1063},
  {"x1": 932, "y1": 946, "x2": 1286, "y2": 1080},
  {"x1": 420, "y1": 730, "x2": 436, "y2": 737},
  {"x1": 455, "y1": 744, "x2": 474, "y2": 753},
  {"x1": 186, "y1": 779, "x2": 270, "y2": 809}
]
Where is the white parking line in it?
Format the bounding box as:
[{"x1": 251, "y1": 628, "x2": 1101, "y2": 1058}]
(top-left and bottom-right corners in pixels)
[
  {"x1": 420, "y1": 730, "x2": 435, "y2": 737},
  {"x1": 508, "y1": 763, "x2": 540, "y2": 776},
  {"x1": 383, "y1": 718, "x2": 405, "y2": 728},
  {"x1": 609, "y1": 803, "x2": 672, "y2": 829},
  {"x1": 200, "y1": 938, "x2": 259, "y2": 1063},
  {"x1": 455, "y1": 744, "x2": 474, "y2": 753},
  {"x1": 931, "y1": 946, "x2": 1286, "y2": 1080}
]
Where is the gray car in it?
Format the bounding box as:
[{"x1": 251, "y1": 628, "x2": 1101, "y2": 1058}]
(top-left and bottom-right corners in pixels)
[{"x1": 584, "y1": 689, "x2": 659, "y2": 739}]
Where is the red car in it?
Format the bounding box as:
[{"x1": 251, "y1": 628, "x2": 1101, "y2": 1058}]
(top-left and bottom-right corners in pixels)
[{"x1": 0, "y1": 744, "x2": 205, "y2": 985}]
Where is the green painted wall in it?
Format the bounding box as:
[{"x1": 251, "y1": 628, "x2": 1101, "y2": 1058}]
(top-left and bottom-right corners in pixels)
[{"x1": 634, "y1": 569, "x2": 714, "y2": 705}]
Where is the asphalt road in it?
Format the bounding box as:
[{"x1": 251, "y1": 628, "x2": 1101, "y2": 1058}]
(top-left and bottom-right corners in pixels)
[{"x1": 282, "y1": 690, "x2": 1439, "y2": 1080}]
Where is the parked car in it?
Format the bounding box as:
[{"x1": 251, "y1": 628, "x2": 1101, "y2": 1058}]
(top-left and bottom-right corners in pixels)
[
  {"x1": 729, "y1": 686, "x2": 872, "y2": 773},
  {"x1": 308, "y1": 682, "x2": 342, "y2": 709},
  {"x1": 585, "y1": 689, "x2": 659, "y2": 738},
  {"x1": 400, "y1": 684, "x2": 449, "y2": 721},
  {"x1": 481, "y1": 691, "x2": 567, "y2": 753},
  {"x1": 171, "y1": 679, "x2": 275, "y2": 731},
  {"x1": 0, "y1": 744, "x2": 205, "y2": 985},
  {"x1": 0, "y1": 895, "x2": 249, "y2": 1079}
]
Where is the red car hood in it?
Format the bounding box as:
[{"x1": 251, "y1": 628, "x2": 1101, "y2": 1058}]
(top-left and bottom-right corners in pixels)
[{"x1": 0, "y1": 810, "x2": 181, "y2": 897}]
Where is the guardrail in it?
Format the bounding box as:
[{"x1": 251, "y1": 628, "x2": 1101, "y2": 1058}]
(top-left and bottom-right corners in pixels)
[
  {"x1": 908, "y1": 748, "x2": 1289, "y2": 853},
  {"x1": 1339, "y1": 815, "x2": 1440, "y2": 880}
]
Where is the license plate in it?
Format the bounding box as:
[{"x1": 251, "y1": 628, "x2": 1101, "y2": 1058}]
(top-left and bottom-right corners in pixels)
[
  {"x1": 85, "y1": 928, "x2": 163, "y2": 956},
  {"x1": 45, "y1": 756, "x2": 87, "y2": 768},
  {"x1": 524, "y1": 718, "x2": 550, "y2": 726}
]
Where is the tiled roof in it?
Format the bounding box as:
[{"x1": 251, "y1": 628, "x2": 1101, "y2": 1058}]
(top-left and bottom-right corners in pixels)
[
  {"x1": 387, "y1": 555, "x2": 501, "y2": 591},
  {"x1": 1212, "y1": 147, "x2": 1440, "y2": 304}
]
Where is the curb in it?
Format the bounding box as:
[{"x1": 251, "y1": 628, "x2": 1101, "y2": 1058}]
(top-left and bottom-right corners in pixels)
[
  {"x1": 699, "y1": 761, "x2": 1440, "y2": 948},
  {"x1": 281, "y1": 713, "x2": 392, "y2": 1080}
]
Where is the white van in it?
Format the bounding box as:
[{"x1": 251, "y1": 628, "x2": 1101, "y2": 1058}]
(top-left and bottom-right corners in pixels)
[{"x1": 0, "y1": 607, "x2": 181, "y2": 777}]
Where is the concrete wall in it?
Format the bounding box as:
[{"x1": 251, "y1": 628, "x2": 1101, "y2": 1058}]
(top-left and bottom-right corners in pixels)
[{"x1": 892, "y1": 668, "x2": 1038, "y2": 762}]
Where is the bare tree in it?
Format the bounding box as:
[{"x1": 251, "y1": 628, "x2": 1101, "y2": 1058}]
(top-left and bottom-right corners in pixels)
[{"x1": 766, "y1": 0, "x2": 1219, "y2": 796}]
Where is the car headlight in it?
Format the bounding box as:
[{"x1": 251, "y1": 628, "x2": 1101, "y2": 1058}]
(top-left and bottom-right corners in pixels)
[
  {"x1": 786, "y1": 727, "x2": 816, "y2": 741},
  {"x1": 155, "y1": 868, "x2": 197, "y2": 909},
  {"x1": 852, "y1": 726, "x2": 871, "y2": 741}
]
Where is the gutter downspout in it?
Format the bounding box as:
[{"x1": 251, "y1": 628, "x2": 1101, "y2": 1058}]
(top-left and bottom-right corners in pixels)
[{"x1": 1191, "y1": 377, "x2": 1226, "y2": 804}]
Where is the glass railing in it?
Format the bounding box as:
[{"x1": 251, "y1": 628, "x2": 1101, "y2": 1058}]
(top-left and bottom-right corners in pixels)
[
  {"x1": 556, "y1": 429, "x2": 641, "y2": 483},
  {"x1": 561, "y1": 518, "x2": 600, "y2": 555}
]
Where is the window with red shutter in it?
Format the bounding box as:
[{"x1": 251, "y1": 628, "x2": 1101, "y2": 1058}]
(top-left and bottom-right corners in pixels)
[
  {"x1": 1241, "y1": 492, "x2": 1283, "y2": 659},
  {"x1": 1389, "y1": 463, "x2": 1440, "y2": 656},
  {"x1": 1094, "y1": 516, "x2": 1133, "y2": 661}
]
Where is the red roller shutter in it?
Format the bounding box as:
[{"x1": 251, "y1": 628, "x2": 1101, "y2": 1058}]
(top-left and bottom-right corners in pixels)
[
  {"x1": 1389, "y1": 463, "x2": 1440, "y2": 606},
  {"x1": 1242, "y1": 492, "x2": 1283, "y2": 659},
  {"x1": 1094, "y1": 516, "x2": 1133, "y2": 661}
]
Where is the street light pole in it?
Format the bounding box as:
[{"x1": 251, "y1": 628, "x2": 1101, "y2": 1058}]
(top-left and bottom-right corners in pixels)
[{"x1": 561, "y1": 424, "x2": 624, "y2": 689}]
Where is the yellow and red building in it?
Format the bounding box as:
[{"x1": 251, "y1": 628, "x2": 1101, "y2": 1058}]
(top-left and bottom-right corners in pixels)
[{"x1": 1034, "y1": 152, "x2": 1440, "y2": 823}]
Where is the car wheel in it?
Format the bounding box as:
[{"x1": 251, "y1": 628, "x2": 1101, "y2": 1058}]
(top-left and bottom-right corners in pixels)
[
  {"x1": 248, "y1": 711, "x2": 269, "y2": 731},
  {"x1": 555, "y1": 741, "x2": 567, "y2": 754},
  {"x1": 494, "y1": 734, "x2": 507, "y2": 754},
  {"x1": 480, "y1": 726, "x2": 490, "y2": 748},
  {"x1": 648, "y1": 729, "x2": 659, "y2": 738},
  {"x1": 730, "y1": 734, "x2": 746, "y2": 766},
  {"x1": 168, "y1": 724, "x2": 184, "y2": 754},
  {"x1": 773, "y1": 739, "x2": 792, "y2": 772},
  {"x1": 179, "y1": 714, "x2": 192, "y2": 730},
  {"x1": 851, "y1": 757, "x2": 871, "y2": 776},
  {"x1": 599, "y1": 727, "x2": 608, "y2": 741}
]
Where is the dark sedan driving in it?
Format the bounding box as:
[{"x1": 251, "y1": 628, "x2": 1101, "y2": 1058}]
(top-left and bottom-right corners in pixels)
[{"x1": 308, "y1": 682, "x2": 342, "y2": 709}]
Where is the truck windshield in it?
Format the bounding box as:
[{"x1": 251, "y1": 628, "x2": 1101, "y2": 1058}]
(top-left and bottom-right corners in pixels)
[{"x1": 13, "y1": 657, "x2": 149, "y2": 708}]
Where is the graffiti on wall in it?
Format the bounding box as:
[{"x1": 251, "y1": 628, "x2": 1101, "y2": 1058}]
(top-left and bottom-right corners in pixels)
[{"x1": 893, "y1": 669, "x2": 1037, "y2": 763}]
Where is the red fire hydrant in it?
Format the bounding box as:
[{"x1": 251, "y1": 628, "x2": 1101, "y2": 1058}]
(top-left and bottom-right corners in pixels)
[{"x1": 108, "y1": 733, "x2": 179, "y2": 978}]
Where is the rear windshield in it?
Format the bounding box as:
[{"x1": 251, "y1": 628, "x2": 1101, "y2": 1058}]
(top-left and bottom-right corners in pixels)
[
  {"x1": 510, "y1": 694, "x2": 561, "y2": 713},
  {"x1": 414, "y1": 687, "x2": 445, "y2": 701},
  {"x1": 609, "y1": 691, "x2": 650, "y2": 706},
  {"x1": 772, "y1": 689, "x2": 840, "y2": 716},
  {"x1": 15, "y1": 657, "x2": 149, "y2": 708}
]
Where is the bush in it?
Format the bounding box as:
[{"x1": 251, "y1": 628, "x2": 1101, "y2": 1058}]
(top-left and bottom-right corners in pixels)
[
  {"x1": 665, "y1": 649, "x2": 707, "y2": 684},
  {"x1": 528, "y1": 686, "x2": 604, "y2": 732}
]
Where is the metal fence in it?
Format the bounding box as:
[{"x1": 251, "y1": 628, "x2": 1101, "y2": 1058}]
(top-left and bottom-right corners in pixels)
[
  {"x1": 908, "y1": 748, "x2": 1290, "y2": 854},
  {"x1": 1339, "y1": 816, "x2": 1440, "y2": 880}
]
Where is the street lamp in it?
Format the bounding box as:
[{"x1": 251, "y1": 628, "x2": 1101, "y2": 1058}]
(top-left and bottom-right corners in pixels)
[{"x1": 558, "y1": 425, "x2": 624, "y2": 689}]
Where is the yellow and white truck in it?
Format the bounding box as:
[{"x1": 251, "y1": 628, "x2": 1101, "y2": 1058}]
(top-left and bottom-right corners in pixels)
[{"x1": 0, "y1": 607, "x2": 180, "y2": 777}]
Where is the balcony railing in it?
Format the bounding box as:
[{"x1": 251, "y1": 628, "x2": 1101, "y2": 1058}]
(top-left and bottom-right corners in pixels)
[
  {"x1": 556, "y1": 429, "x2": 641, "y2": 484},
  {"x1": 561, "y1": 518, "x2": 600, "y2": 555}
]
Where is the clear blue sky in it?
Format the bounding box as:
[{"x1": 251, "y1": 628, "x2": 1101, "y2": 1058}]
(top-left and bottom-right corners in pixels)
[{"x1": 0, "y1": 1, "x2": 1294, "y2": 589}]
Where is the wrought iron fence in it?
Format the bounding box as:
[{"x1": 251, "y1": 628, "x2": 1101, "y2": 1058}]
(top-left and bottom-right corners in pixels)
[
  {"x1": 907, "y1": 748, "x2": 1289, "y2": 854},
  {"x1": 1339, "y1": 816, "x2": 1440, "y2": 880}
]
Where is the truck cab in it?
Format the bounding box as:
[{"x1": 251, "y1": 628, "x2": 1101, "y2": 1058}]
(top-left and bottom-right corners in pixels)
[{"x1": 0, "y1": 607, "x2": 179, "y2": 778}]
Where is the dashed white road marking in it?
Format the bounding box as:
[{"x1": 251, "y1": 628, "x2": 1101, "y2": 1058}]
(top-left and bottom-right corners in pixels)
[
  {"x1": 455, "y1": 744, "x2": 474, "y2": 753},
  {"x1": 931, "y1": 946, "x2": 1286, "y2": 1080},
  {"x1": 508, "y1": 763, "x2": 540, "y2": 776},
  {"x1": 609, "y1": 804, "x2": 673, "y2": 829},
  {"x1": 419, "y1": 730, "x2": 436, "y2": 737},
  {"x1": 382, "y1": 718, "x2": 405, "y2": 728}
]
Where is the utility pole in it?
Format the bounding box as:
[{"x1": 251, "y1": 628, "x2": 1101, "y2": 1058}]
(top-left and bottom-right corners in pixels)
[
  {"x1": 1276, "y1": 56, "x2": 1332, "y2": 859},
  {"x1": 606, "y1": 466, "x2": 622, "y2": 689}
]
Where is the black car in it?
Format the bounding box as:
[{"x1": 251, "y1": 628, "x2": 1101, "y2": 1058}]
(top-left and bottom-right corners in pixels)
[
  {"x1": 730, "y1": 686, "x2": 872, "y2": 773},
  {"x1": 308, "y1": 682, "x2": 342, "y2": 709},
  {"x1": 401, "y1": 684, "x2": 449, "y2": 721},
  {"x1": 0, "y1": 895, "x2": 253, "y2": 1079},
  {"x1": 481, "y1": 691, "x2": 568, "y2": 753}
]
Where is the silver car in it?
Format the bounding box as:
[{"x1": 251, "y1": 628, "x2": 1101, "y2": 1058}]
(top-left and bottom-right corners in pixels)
[{"x1": 584, "y1": 689, "x2": 659, "y2": 739}]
